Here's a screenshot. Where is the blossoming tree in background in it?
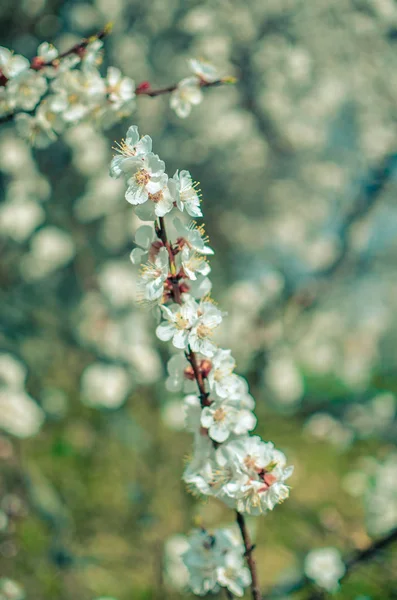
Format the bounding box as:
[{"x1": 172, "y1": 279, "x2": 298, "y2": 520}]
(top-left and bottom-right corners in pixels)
[{"x1": 1, "y1": 6, "x2": 397, "y2": 600}]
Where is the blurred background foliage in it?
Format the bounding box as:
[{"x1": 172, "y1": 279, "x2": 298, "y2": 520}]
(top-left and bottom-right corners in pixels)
[{"x1": 1, "y1": 0, "x2": 397, "y2": 598}]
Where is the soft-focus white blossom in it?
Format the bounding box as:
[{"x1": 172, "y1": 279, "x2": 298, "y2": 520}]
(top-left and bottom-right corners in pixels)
[
  {"x1": 170, "y1": 77, "x2": 203, "y2": 118},
  {"x1": 304, "y1": 547, "x2": 346, "y2": 591},
  {"x1": 20, "y1": 226, "x2": 75, "y2": 280},
  {"x1": 7, "y1": 70, "x2": 47, "y2": 111},
  {"x1": 0, "y1": 354, "x2": 44, "y2": 438},
  {"x1": 81, "y1": 362, "x2": 131, "y2": 409},
  {"x1": 0, "y1": 47, "x2": 29, "y2": 79},
  {"x1": 364, "y1": 453, "x2": 397, "y2": 535},
  {"x1": 189, "y1": 58, "x2": 218, "y2": 82},
  {"x1": 0, "y1": 578, "x2": 25, "y2": 600},
  {"x1": 182, "y1": 528, "x2": 251, "y2": 597}
]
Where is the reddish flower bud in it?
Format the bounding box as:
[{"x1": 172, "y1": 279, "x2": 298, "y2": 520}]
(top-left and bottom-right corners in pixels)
[
  {"x1": 200, "y1": 359, "x2": 212, "y2": 378},
  {"x1": 136, "y1": 81, "x2": 151, "y2": 93},
  {"x1": 184, "y1": 365, "x2": 196, "y2": 381},
  {"x1": 30, "y1": 56, "x2": 46, "y2": 70},
  {"x1": 179, "y1": 282, "x2": 190, "y2": 294}
]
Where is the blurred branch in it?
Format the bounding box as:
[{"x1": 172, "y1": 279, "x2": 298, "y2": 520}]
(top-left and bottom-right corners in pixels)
[
  {"x1": 31, "y1": 23, "x2": 113, "y2": 70},
  {"x1": 316, "y1": 151, "x2": 397, "y2": 280},
  {"x1": 0, "y1": 25, "x2": 113, "y2": 125},
  {"x1": 248, "y1": 148, "x2": 397, "y2": 388},
  {"x1": 263, "y1": 526, "x2": 397, "y2": 598},
  {"x1": 136, "y1": 77, "x2": 233, "y2": 97},
  {"x1": 232, "y1": 12, "x2": 297, "y2": 156}
]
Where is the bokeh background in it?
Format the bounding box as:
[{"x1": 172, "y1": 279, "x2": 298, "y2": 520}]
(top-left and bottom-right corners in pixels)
[{"x1": 1, "y1": 0, "x2": 397, "y2": 598}]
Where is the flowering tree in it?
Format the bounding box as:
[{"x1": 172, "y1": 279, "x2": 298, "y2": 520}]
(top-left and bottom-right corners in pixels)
[
  {"x1": 1, "y1": 4, "x2": 397, "y2": 600},
  {"x1": 110, "y1": 122, "x2": 294, "y2": 597}
]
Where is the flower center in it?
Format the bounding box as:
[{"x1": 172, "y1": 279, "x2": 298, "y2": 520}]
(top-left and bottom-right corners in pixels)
[
  {"x1": 135, "y1": 168, "x2": 150, "y2": 186},
  {"x1": 196, "y1": 323, "x2": 212, "y2": 339},
  {"x1": 213, "y1": 407, "x2": 226, "y2": 422},
  {"x1": 175, "y1": 314, "x2": 189, "y2": 330},
  {"x1": 148, "y1": 190, "x2": 163, "y2": 203},
  {"x1": 244, "y1": 455, "x2": 258, "y2": 471}
]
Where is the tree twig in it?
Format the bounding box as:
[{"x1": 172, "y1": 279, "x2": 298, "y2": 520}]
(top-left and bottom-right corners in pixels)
[
  {"x1": 236, "y1": 511, "x2": 262, "y2": 600},
  {"x1": 156, "y1": 215, "x2": 262, "y2": 600},
  {"x1": 136, "y1": 78, "x2": 226, "y2": 97},
  {"x1": 264, "y1": 527, "x2": 397, "y2": 598}
]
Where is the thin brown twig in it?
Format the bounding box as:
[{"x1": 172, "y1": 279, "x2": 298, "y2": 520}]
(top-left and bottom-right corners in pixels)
[
  {"x1": 236, "y1": 511, "x2": 262, "y2": 600},
  {"x1": 136, "y1": 78, "x2": 226, "y2": 97},
  {"x1": 31, "y1": 24, "x2": 112, "y2": 70},
  {"x1": 156, "y1": 216, "x2": 181, "y2": 304}
]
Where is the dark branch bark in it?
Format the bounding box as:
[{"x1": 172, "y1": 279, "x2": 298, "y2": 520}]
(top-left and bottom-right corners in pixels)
[{"x1": 236, "y1": 511, "x2": 262, "y2": 600}]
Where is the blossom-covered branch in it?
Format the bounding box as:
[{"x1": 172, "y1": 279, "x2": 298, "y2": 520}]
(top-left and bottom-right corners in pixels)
[
  {"x1": 0, "y1": 30, "x2": 235, "y2": 144},
  {"x1": 110, "y1": 124, "x2": 293, "y2": 599}
]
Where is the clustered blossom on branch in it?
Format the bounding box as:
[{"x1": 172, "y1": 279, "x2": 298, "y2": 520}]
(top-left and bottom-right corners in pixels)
[
  {"x1": 111, "y1": 124, "x2": 293, "y2": 597},
  {"x1": 0, "y1": 26, "x2": 233, "y2": 147},
  {"x1": 182, "y1": 528, "x2": 251, "y2": 596}
]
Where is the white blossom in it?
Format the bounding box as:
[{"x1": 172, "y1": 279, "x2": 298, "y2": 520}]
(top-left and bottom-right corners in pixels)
[
  {"x1": 170, "y1": 169, "x2": 202, "y2": 217},
  {"x1": 156, "y1": 296, "x2": 198, "y2": 350},
  {"x1": 82, "y1": 39, "x2": 104, "y2": 69},
  {"x1": 304, "y1": 547, "x2": 346, "y2": 591},
  {"x1": 173, "y1": 217, "x2": 214, "y2": 255},
  {"x1": 50, "y1": 68, "x2": 106, "y2": 122},
  {"x1": 0, "y1": 578, "x2": 25, "y2": 600},
  {"x1": 106, "y1": 66, "x2": 135, "y2": 108},
  {"x1": 130, "y1": 224, "x2": 159, "y2": 264},
  {"x1": 7, "y1": 69, "x2": 47, "y2": 111},
  {"x1": 0, "y1": 47, "x2": 29, "y2": 79},
  {"x1": 115, "y1": 151, "x2": 169, "y2": 215},
  {"x1": 207, "y1": 348, "x2": 239, "y2": 398},
  {"x1": 0, "y1": 354, "x2": 44, "y2": 438},
  {"x1": 15, "y1": 111, "x2": 57, "y2": 149},
  {"x1": 201, "y1": 399, "x2": 256, "y2": 443},
  {"x1": 181, "y1": 246, "x2": 210, "y2": 280},
  {"x1": 139, "y1": 246, "x2": 169, "y2": 302},
  {"x1": 165, "y1": 354, "x2": 197, "y2": 393},
  {"x1": 188, "y1": 299, "x2": 224, "y2": 357},
  {"x1": 170, "y1": 76, "x2": 203, "y2": 118},
  {"x1": 0, "y1": 390, "x2": 45, "y2": 438},
  {"x1": 36, "y1": 42, "x2": 58, "y2": 63},
  {"x1": 110, "y1": 125, "x2": 152, "y2": 178},
  {"x1": 215, "y1": 436, "x2": 294, "y2": 515},
  {"x1": 81, "y1": 362, "x2": 131, "y2": 409},
  {"x1": 20, "y1": 226, "x2": 75, "y2": 280},
  {"x1": 182, "y1": 528, "x2": 251, "y2": 597},
  {"x1": 189, "y1": 58, "x2": 218, "y2": 83}
]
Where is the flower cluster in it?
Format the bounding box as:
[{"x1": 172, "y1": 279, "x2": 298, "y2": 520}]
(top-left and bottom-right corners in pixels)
[
  {"x1": 0, "y1": 31, "x2": 227, "y2": 147},
  {"x1": 111, "y1": 124, "x2": 293, "y2": 517},
  {"x1": 0, "y1": 29, "x2": 135, "y2": 147},
  {"x1": 182, "y1": 528, "x2": 251, "y2": 597},
  {"x1": 111, "y1": 124, "x2": 293, "y2": 595},
  {"x1": 170, "y1": 58, "x2": 220, "y2": 118}
]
